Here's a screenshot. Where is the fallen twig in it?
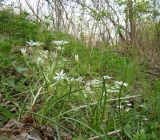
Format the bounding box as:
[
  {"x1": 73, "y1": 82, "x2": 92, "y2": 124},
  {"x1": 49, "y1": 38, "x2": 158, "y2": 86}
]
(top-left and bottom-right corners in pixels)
[{"x1": 88, "y1": 130, "x2": 121, "y2": 140}]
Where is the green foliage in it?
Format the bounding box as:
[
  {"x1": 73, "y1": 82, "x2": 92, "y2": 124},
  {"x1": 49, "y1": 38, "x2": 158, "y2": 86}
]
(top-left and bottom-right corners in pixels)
[
  {"x1": 0, "y1": 8, "x2": 40, "y2": 41},
  {"x1": 136, "y1": 0, "x2": 150, "y2": 12},
  {"x1": 0, "y1": 40, "x2": 12, "y2": 67},
  {"x1": 116, "y1": 0, "x2": 126, "y2": 6},
  {"x1": 0, "y1": 40, "x2": 12, "y2": 55},
  {"x1": 90, "y1": 9, "x2": 110, "y2": 21}
]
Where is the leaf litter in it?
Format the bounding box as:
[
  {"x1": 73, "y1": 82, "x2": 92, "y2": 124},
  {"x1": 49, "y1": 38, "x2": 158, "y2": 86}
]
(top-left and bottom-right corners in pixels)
[{"x1": 0, "y1": 119, "x2": 57, "y2": 140}]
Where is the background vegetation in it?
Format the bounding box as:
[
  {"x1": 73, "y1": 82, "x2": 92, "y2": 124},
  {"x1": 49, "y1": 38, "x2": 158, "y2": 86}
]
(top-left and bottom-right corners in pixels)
[{"x1": 0, "y1": 0, "x2": 160, "y2": 139}]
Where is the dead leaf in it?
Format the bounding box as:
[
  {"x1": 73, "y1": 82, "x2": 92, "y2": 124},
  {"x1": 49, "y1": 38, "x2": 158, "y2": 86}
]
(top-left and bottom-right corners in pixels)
[
  {"x1": 40, "y1": 125, "x2": 55, "y2": 140},
  {"x1": 10, "y1": 108, "x2": 17, "y2": 113},
  {"x1": 22, "y1": 114, "x2": 33, "y2": 123},
  {"x1": 16, "y1": 132, "x2": 28, "y2": 140},
  {"x1": 3, "y1": 119, "x2": 24, "y2": 130}
]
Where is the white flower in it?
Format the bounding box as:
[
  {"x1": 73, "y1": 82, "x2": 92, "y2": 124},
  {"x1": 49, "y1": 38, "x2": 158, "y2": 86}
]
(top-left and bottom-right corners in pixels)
[
  {"x1": 75, "y1": 76, "x2": 83, "y2": 82},
  {"x1": 139, "y1": 105, "x2": 145, "y2": 108},
  {"x1": 54, "y1": 70, "x2": 66, "y2": 81},
  {"x1": 114, "y1": 81, "x2": 128, "y2": 87},
  {"x1": 105, "y1": 84, "x2": 119, "y2": 93},
  {"x1": 75, "y1": 54, "x2": 79, "y2": 62},
  {"x1": 105, "y1": 83, "x2": 111, "y2": 88},
  {"x1": 125, "y1": 108, "x2": 130, "y2": 112},
  {"x1": 123, "y1": 83, "x2": 128, "y2": 87},
  {"x1": 124, "y1": 100, "x2": 129, "y2": 103},
  {"x1": 117, "y1": 105, "x2": 123, "y2": 109},
  {"x1": 107, "y1": 89, "x2": 119, "y2": 93},
  {"x1": 39, "y1": 50, "x2": 48, "y2": 59},
  {"x1": 66, "y1": 77, "x2": 75, "y2": 82},
  {"x1": 66, "y1": 76, "x2": 83, "y2": 83},
  {"x1": 142, "y1": 116, "x2": 149, "y2": 121},
  {"x1": 62, "y1": 58, "x2": 68, "y2": 62},
  {"x1": 20, "y1": 48, "x2": 27, "y2": 55},
  {"x1": 56, "y1": 45, "x2": 63, "y2": 50},
  {"x1": 70, "y1": 77, "x2": 75, "y2": 82},
  {"x1": 44, "y1": 50, "x2": 48, "y2": 54},
  {"x1": 103, "y1": 75, "x2": 112, "y2": 79},
  {"x1": 83, "y1": 93, "x2": 88, "y2": 98},
  {"x1": 127, "y1": 103, "x2": 132, "y2": 107},
  {"x1": 83, "y1": 86, "x2": 94, "y2": 94},
  {"x1": 36, "y1": 57, "x2": 44, "y2": 64},
  {"x1": 86, "y1": 79, "x2": 102, "y2": 87},
  {"x1": 52, "y1": 40, "x2": 68, "y2": 45},
  {"x1": 26, "y1": 40, "x2": 43, "y2": 47},
  {"x1": 51, "y1": 52, "x2": 58, "y2": 59}
]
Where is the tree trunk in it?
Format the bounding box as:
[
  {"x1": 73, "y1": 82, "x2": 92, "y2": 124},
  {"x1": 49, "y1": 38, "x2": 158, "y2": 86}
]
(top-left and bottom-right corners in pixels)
[
  {"x1": 128, "y1": 0, "x2": 137, "y2": 46},
  {"x1": 55, "y1": 0, "x2": 62, "y2": 31}
]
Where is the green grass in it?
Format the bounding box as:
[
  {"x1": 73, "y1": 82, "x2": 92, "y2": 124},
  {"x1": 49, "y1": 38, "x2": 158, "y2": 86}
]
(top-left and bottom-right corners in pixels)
[{"x1": 0, "y1": 8, "x2": 160, "y2": 139}]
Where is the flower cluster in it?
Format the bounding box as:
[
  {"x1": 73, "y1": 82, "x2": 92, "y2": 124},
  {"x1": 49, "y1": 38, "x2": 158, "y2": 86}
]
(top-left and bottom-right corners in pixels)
[
  {"x1": 53, "y1": 70, "x2": 84, "y2": 84},
  {"x1": 52, "y1": 40, "x2": 68, "y2": 51},
  {"x1": 36, "y1": 50, "x2": 49, "y2": 65},
  {"x1": 86, "y1": 79, "x2": 102, "y2": 87},
  {"x1": 83, "y1": 77, "x2": 128, "y2": 94},
  {"x1": 114, "y1": 81, "x2": 128, "y2": 87},
  {"x1": 21, "y1": 39, "x2": 129, "y2": 98},
  {"x1": 66, "y1": 76, "x2": 83, "y2": 83},
  {"x1": 103, "y1": 75, "x2": 112, "y2": 79},
  {"x1": 39, "y1": 50, "x2": 48, "y2": 59},
  {"x1": 104, "y1": 80, "x2": 128, "y2": 93}
]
